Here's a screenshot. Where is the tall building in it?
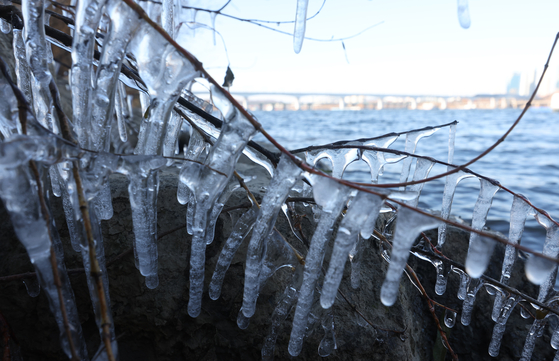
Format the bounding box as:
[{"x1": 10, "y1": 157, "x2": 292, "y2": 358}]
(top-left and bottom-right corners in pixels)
[{"x1": 507, "y1": 72, "x2": 521, "y2": 95}]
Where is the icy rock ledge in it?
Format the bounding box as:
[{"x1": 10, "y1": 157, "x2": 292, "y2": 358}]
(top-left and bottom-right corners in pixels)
[{"x1": 0, "y1": 159, "x2": 553, "y2": 360}]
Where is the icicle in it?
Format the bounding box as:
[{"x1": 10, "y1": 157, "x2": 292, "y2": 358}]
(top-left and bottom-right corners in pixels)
[
  {"x1": 492, "y1": 195, "x2": 531, "y2": 321},
  {"x1": 288, "y1": 176, "x2": 351, "y2": 357},
  {"x1": 0, "y1": 74, "x2": 20, "y2": 139},
  {"x1": 527, "y1": 213, "x2": 559, "y2": 302},
  {"x1": 380, "y1": 207, "x2": 442, "y2": 307},
  {"x1": 293, "y1": 0, "x2": 309, "y2": 53},
  {"x1": 243, "y1": 145, "x2": 275, "y2": 177},
  {"x1": 552, "y1": 328, "x2": 559, "y2": 350},
  {"x1": 452, "y1": 266, "x2": 470, "y2": 300},
  {"x1": 242, "y1": 229, "x2": 300, "y2": 330},
  {"x1": 0, "y1": 0, "x2": 11, "y2": 34},
  {"x1": 349, "y1": 234, "x2": 366, "y2": 289},
  {"x1": 398, "y1": 128, "x2": 438, "y2": 189},
  {"x1": 444, "y1": 309, "x2": 456, "y2": 328},
  {"x1": 318, "y1": 312, "x2": 337, "y2": 357},
  {"x1": 184, "y1": 86, "x2": 257, "y2": 318},
  {"x1": 436, "y1": 170, "x2": 475, "y2": 250},
  {"x1": 71, "y1": 0, "x2": 110, "y2": 148},
  {"x1": 262, "y1": 267, "x2": 303, "y2": 361},
  {"x1": 520, "y1": 318, "x2": 547, "y2": 361},
  {"x1": 460, "y1": 279, "x2": 484, "y2": 326},
  {"x1": 403, "y1": 158, "x2": 434, "y2": 207},
  {"x1": 114, "y1": 82, "x2": 130, "y2": 143},
  {"x1": 361, "y1": 135, "x2": 401, "y2": 183},
  {"x1": 130, "y1": 24, "x2": 198, "y2": 157},
  {"x1": 210, "y1": 12, "x2": 217, "y2": 46},
  {"x1": 305, "y1": 147, "x2": 359, "y2": 179},
  {"x1": 161, "y1": 0, "x2": 178, "y2": 39},
  {"x1": 12, "y1": 29, "x2": 34, "y2": 105},
  {"x1": 177, "y1": 127, "x2": 207, "y2": 205},
  {"x1": 203, "y1": 180, "x2": 240, "y2": 245},
  {"x1": 457, "y1": 0, "x2": 471, "y2": 29},
  {"x1": 321, "y1": 191, "x2": 384, "y2": 309},
  {"x1": 242, "y1": 154, "x2": 302, "y2": 318},
  {"x1": 127, "y1": 167, "x2": 160, "y2": 289},
  {"x1": 237, "y1": 307, "x2": 250, "y2": 329},
  {"x1": 0, "y1": 165, "x2": 89, "y2": 360},
  {"x1": 448, "y1": 123, "x2": 456, "y2": 163},
  {"x1": 488, "y1": 294, "x2": 520, "y2": 357},
  {"x1": 465, "y1": 178, "x2": 499, "y2": 278},
  {"x1": 209, "y1": 206, "x2": 258, "y2": 300},
  {"x1": 23, "y1": 276, "x2": 41, "y2": 297}
]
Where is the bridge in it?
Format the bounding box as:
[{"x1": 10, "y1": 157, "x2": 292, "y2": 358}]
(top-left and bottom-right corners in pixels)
[{"x1": 221, "y1": 92, "x2": 558, "y2": 111}]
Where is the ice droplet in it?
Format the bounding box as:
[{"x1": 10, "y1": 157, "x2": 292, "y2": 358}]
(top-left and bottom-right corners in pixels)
[{"x1": 457, "y1": 0, "x2": 471, "y2": 29}]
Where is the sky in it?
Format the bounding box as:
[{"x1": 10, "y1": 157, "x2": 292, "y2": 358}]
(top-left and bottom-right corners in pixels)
[{"x1": 179, "y1": 0, "x2": 559, "y2": 96}]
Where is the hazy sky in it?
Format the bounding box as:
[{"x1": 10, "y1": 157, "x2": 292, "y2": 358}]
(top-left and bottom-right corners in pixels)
[{"x1": 180, "y1": 0, "x2": 559, "y2": 96}]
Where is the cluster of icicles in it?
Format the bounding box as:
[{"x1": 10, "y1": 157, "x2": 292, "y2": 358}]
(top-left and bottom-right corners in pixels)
[{"x1": 0, "y1": 0, "x2": 556, "y2": 360}]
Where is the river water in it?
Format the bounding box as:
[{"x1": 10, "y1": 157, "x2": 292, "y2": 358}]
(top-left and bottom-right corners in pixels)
[{"x1": 252, "y1": 108, "x2": 559, "y2": 252}]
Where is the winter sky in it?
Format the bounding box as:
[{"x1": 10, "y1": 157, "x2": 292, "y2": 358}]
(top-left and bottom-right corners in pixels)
[{"x1": 180, "y1": 0, "x2": 559, "y2": 96}]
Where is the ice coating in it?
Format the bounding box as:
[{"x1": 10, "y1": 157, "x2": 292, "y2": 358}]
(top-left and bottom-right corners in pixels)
[
  {"x1": 460, "y1": 279, "x2": 484, "y2": 326},
  {"x1": 529, "y1": 213, "x2": 559, "y2": 301},
  {"x1": 0, "y1": 165, "x2": 89, "y2": 360},
  {"x1": 457, "y1": 0, "x2": 471, "y2": 29},
  {"x1": 293, "y1": 0, "x2": 309, "y2": 54},
  {"x1": 209, "y1": 206, "x2": 258, "y2": 300},
  {"x1": 288, "y1": 177, "x2": 351, "y2": 357},
  {"x1": 437, "y1": 170, "x2": 475, "y2": 250},
  {"x1": 465, "y1": 178, "x2": 499, "y2": 278},
  {"x1": 492, "y1": 195, "x2": 531, "y2": 321},
  {"x1": 71, "y1": 0, "x2": 109, "y2": 148},
  {"x1": 261, "y1": 267, "x2": 303, "y2": 361},
  {"x1": 403, "y1": 158, "x2": 434, "y2": 207},
  {"x1": 398, "y1": 128, "x2": 438, "y2": 188},
  {"x1": 305, "y1": 147, "x2": 359, "y2": 179},
  {"x1": 380, "y1": 207, "x2": 441, "y2": 307},
  {"x1": 242, "y1": 154, "x2": 302, "y2": 318},
  {"x1": 488, "y1": 295, "x2": 520, "y2": 357},
  {"x1": 185, "y1": 86, "x2": 257, "y2": 318},
  {"x1": 321, "y1": 191, "x2": 384, "y2": 309},
  {"x1": 520, "y1": 318, "x2": 547, "y2": 361}
]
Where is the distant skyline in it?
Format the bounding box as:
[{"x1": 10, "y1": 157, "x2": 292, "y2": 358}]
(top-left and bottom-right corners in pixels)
[{"x1": 180, "y1": 0, "x2": 559, "y2": 96}]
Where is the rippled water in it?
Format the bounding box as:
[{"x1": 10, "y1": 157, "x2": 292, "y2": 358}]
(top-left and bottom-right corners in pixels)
[{"x1": 252, "y1": 108, "x2": 559, "y2": 252}]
